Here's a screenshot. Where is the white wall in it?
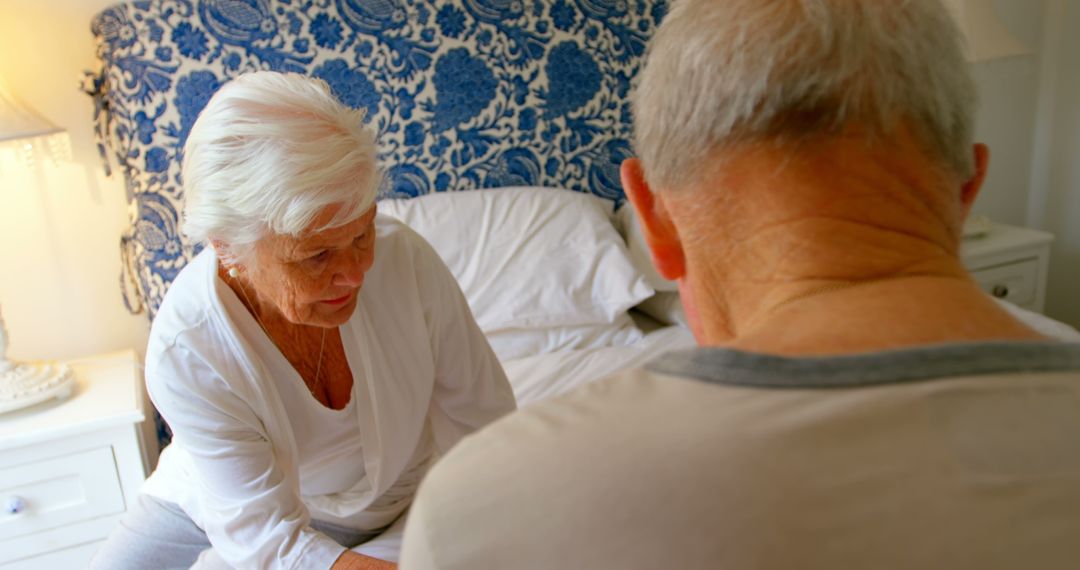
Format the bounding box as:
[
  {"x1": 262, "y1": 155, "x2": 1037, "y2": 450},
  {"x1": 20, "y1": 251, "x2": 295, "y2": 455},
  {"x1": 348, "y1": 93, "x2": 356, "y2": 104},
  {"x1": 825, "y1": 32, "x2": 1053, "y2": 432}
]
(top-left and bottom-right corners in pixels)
[
  {"x1": 0, "y1": 0, "x2": 149, "y2": 361},
  {"x1": 1031, "y1": 0, "x2": 1080, "y2": 327},
  {"x1": 960, "y1": 0, "x2": 1080, "y2": 328},
  {"x1": 968, "y1": 0, "x2": 1045, "y2": 226}
]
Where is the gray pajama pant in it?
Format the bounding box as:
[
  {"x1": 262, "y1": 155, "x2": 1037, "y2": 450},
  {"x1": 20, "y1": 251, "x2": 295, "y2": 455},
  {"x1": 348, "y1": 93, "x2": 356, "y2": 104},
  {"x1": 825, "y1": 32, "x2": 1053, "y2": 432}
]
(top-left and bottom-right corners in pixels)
[{"x1": 89, "y1": 493, "x2": 383, "y2": 569}]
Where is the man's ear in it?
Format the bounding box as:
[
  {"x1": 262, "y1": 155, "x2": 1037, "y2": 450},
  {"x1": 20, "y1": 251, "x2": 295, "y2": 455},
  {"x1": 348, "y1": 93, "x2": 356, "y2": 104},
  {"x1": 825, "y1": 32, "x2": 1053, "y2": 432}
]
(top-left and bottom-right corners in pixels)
[
  {"x1": 621, "y1": 158, "x2": 686, "y2": 281},
  {"x1": 960, "y1": 143, "x2": 989, "y2": 219}
]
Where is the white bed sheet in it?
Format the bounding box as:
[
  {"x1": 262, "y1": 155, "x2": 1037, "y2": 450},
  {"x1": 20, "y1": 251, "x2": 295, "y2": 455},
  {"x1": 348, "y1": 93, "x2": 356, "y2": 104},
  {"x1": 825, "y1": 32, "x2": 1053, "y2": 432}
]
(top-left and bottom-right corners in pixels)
[
  {"x1": 502, "y1": 325, "x2": 697, "y2": 407},
  {"x1": 501, "y1": 299, "x2": 1080, "y2": 409}
]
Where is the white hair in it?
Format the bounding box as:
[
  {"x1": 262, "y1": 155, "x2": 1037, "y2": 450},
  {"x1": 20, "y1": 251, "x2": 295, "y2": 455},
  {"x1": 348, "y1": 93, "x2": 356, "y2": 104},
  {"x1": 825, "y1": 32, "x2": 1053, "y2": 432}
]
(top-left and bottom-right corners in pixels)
[
  {"x1": 633, "y1": 0, "x2": 977, "y2": 190},
  {"x1": 181, "y1": 71, "x2": 379, "y2": 263}
]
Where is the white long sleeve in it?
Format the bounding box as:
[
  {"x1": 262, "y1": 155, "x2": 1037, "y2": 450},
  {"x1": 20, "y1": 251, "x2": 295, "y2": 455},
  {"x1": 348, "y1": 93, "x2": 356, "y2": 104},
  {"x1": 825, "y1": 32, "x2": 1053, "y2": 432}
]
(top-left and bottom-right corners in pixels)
[{"x1": 141, "y1": 216, "x2": 515, "y2": 568}]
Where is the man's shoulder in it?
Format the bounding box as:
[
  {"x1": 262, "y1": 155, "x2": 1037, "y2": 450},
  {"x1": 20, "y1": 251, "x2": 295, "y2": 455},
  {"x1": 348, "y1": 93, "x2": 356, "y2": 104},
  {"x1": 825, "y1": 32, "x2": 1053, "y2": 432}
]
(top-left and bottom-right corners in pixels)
[
  {"x1": 420, "y1": 366, "x2": 724, "y2": 494},
  {"x1": 403, "y1": 366, "x2": 750, "y2": 568},
  {"x1": 458, "y1": 368, "x2": 674, "y2": 443}
]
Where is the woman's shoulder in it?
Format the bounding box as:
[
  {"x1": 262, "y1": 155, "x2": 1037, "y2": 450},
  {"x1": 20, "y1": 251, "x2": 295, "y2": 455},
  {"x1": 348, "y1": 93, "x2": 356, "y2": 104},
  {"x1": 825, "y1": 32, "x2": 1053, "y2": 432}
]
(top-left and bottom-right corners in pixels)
[
  {"x1": 151, "y1": 248, "x2": 226, "y2": 348},
  {"x1": 145, "y1": 251, "x2": 244, "y2": 398},
  {"x1": 374, "y1": 213, "x2": 425, "y2": 249},
  {"x1": 359, "y1": 213, "x2": 462, "y2": 322},
  {"x1": 372, "y1": 213, "x2": 447, "y2": 277}
]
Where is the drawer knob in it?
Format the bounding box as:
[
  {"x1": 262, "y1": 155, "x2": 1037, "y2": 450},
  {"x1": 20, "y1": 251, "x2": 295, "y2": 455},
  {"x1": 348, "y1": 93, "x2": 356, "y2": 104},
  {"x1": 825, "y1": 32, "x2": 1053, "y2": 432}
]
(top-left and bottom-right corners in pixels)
[
  {"x1": 992, "y1": 284, "x2": 1010, "y2": 298},
  {"x1": 5, "y1": 496, "x2": 25, "y2": 515}
]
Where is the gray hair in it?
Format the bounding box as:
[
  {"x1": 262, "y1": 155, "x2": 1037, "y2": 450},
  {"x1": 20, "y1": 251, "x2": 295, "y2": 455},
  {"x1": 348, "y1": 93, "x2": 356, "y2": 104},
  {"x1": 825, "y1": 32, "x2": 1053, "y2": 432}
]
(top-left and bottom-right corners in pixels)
[
  {"x1": 633, "y1": 0, "x2": 977, "y2": 190},
  {"x1": 181, "y1": 71, "x2": 379, "y2": 263}
]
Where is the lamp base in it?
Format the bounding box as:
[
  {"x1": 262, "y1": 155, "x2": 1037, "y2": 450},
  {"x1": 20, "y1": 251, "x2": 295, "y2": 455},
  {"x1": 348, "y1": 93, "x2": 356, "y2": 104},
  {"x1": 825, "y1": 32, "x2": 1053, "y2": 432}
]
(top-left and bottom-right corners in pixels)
[{"x1": 0, "y1": 360, "x2": 75, "y2": 415}]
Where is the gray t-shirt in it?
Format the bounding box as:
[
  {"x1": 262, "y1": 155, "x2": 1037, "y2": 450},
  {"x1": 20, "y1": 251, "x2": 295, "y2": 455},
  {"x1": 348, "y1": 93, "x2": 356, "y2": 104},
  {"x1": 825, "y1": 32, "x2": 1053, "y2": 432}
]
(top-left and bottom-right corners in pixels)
[{"x1": 401, "y1": 340, "x2": 1080, "y2": 569}]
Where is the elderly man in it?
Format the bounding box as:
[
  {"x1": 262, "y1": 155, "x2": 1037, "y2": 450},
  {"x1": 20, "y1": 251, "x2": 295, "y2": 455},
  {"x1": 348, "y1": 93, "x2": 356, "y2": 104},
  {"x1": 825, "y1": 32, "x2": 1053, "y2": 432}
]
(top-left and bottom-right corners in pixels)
[{"x1": 399, "y1": 0, "x2": 1080, "y2": 568}]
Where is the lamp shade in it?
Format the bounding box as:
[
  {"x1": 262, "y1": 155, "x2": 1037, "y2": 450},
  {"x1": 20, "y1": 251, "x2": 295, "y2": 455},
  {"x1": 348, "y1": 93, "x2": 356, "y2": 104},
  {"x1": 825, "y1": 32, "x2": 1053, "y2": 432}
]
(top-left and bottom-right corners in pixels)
[
  {"x1": 0, "y1": 76, "x2": 62, "y2": 143},
  {"x1": 0, "y1": 74, "x2": 69, "y2": 165},
  {"x1": 943, "y1": 0, "x2": 1033, "y2": 62}
]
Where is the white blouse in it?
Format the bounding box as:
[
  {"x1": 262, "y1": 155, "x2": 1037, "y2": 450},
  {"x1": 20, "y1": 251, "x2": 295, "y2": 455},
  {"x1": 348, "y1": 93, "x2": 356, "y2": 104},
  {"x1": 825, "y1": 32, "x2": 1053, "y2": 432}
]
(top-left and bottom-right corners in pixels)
[
  {"x1": 140, "y1": 216, "x2": 515, "y2": 569},
  {"x1": 264, "y1": 336, "x2": 364, "y2": 499}
]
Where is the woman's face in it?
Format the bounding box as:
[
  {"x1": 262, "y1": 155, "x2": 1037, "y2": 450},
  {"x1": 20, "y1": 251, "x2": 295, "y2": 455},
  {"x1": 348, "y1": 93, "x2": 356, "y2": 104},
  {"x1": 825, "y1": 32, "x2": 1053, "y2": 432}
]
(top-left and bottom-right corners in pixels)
[{"x1": 242, "y1": 203, "x2": 378, "y2": 328}]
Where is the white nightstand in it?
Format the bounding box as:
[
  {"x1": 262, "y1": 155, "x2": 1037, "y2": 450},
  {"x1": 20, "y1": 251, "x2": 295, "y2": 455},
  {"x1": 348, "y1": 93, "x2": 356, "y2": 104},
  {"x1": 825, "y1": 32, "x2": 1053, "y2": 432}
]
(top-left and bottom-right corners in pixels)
[
  {"x1": 961, "y1": 222, "x2": 1054, "y2": 313},
  {"x1": 0, "y1": 350, "x2": 156, "y2": 569}
]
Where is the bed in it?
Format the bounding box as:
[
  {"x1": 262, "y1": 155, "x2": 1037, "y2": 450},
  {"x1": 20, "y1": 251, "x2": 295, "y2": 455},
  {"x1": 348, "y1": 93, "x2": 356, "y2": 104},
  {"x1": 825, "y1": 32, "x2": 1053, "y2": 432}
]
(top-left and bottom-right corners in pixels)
[{"x1": 85, "y1": 0, "x2": 692, "y2": 441}]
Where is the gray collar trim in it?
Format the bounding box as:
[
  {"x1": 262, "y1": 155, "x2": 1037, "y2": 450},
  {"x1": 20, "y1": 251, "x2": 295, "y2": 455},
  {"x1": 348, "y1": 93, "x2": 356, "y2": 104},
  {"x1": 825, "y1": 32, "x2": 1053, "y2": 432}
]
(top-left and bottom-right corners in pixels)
[{"x1": 646, "y1": 341, "x2": 1080, "y2": 389}]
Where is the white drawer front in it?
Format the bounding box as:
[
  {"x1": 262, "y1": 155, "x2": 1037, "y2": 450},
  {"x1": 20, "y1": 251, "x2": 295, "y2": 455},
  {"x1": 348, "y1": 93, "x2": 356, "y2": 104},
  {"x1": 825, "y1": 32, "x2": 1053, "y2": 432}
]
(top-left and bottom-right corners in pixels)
[
  {"x1": 0, "y1": 446, "x2": 124, "y2": 544},
  {"x1": 0, "y1": 540, "x2": 102, "y2": 569},
  {"x1": 969, "y1": 257, "x2": 1039, "y2": 308}
]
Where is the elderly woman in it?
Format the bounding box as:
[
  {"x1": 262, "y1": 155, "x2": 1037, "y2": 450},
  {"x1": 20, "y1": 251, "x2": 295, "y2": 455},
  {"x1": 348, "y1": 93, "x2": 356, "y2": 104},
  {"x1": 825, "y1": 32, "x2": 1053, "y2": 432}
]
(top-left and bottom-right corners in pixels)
[{"x1": 92, "y1": 71, "x2": 515, "y2": 569}]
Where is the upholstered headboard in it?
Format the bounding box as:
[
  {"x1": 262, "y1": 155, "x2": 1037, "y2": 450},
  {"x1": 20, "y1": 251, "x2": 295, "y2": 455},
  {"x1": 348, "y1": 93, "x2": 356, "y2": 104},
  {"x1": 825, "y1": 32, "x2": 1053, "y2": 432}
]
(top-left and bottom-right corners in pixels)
[{"x1": 87, "y1": 0, "x2": 667, "y2": 318}]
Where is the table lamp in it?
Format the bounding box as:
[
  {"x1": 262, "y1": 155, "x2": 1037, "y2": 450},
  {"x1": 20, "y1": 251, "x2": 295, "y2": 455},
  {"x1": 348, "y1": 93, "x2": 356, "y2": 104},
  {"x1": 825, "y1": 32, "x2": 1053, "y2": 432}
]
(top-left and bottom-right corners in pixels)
[
  {"x1": 0, "y1": 74, "x2": 75, "y2": 415},
  {"x1": 943, "y1": 0, "x2": 1032, "y2": 62}
]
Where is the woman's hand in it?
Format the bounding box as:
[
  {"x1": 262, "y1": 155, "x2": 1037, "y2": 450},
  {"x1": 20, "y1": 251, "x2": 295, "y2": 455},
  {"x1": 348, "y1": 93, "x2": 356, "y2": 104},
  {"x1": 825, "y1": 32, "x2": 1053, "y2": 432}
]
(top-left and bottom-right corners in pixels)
[{"x1": 332, "y1": 550, "x2": 397, "y2": 570}]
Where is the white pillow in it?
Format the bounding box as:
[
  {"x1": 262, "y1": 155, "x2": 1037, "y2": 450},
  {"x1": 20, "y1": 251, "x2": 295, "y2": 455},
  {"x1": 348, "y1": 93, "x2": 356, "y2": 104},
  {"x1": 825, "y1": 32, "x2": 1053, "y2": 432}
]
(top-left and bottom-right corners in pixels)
[
  {"x1": 488, "y1": 313, "x2": 645, "y2": 361},
  {"x1": 616, "y1": 205, "x2": 679, "y2": 292},
  {"x1": 378, "y1": 187, "x2": 654, "y2": 335}
]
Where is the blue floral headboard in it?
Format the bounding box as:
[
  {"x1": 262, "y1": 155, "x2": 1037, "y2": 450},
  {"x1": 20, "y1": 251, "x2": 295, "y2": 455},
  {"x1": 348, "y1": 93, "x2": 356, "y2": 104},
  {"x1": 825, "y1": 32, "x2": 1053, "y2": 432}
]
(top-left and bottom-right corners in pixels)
[{"x1": 87, "y1": 0, "x2": 667, "y2": 318}]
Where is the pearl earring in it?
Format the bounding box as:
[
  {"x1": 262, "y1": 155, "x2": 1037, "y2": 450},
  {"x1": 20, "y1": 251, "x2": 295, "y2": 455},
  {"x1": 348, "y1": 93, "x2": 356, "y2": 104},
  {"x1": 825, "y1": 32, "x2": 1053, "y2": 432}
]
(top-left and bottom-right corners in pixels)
[{"x1": 228, "y1": 267, "x2": 239, "y2": 278}]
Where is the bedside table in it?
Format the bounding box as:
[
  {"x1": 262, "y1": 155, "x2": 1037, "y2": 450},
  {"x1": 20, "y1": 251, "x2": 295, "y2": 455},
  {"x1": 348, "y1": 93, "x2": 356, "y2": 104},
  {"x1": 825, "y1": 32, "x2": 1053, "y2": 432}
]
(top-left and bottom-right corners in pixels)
[
  {"x1": 961, "y1": 222, "x2": 1054, "y2": 313},
  {"x1": 0, "y1": 349, "x2": 156, "y2": 569}
]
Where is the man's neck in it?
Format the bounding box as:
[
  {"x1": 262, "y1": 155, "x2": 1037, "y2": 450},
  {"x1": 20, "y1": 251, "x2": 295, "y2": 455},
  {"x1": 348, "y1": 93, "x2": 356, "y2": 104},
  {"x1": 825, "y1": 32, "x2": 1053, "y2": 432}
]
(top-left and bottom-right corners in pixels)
[{"x1": 667, "y1": 134, "x2": 1041, "y2": 353}]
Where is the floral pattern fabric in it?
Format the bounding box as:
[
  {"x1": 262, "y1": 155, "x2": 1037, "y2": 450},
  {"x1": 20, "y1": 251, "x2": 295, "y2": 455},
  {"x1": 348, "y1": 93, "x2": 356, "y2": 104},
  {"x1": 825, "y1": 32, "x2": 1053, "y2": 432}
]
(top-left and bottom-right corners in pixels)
[{"x1": 89, "y1": 0, "x2": 667, "y2": 319}]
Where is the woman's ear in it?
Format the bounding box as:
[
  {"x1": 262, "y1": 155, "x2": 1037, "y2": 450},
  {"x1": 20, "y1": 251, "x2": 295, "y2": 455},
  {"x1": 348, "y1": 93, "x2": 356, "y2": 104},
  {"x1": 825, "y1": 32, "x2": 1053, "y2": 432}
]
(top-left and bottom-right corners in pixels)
[
  {"x1": 210, "y1": 239, "x2": 229, "y2": 258},
  {"x1": 621, "y1": 158, "x2": 686, "y2": 281},
  {"x1": 210, "y1": 240, "x2": 240, "y2": 270}
]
